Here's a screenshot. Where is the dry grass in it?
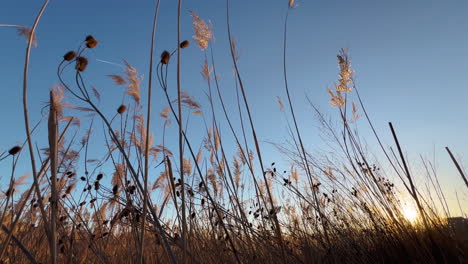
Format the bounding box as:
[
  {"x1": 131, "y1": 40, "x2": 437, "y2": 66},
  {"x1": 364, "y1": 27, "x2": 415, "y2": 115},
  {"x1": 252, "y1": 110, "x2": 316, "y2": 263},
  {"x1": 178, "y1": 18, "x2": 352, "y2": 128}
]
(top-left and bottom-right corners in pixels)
[{"x1": 1, "y1": 1, "x2": 467, "y2": 263}]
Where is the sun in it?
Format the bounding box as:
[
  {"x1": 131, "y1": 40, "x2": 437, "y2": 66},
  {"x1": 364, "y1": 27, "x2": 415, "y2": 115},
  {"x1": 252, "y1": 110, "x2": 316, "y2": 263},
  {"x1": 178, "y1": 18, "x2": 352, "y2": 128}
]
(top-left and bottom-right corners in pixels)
[{"x1": 402, "y1": 204, "x2": 419, "y2": 223}]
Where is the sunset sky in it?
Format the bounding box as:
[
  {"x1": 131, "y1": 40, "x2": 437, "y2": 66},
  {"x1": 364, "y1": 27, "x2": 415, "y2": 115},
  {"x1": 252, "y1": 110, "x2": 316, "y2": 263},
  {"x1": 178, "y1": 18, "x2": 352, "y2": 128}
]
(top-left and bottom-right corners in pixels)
[{"x1": 1, "y1": 0, "x2": 467, "y2": 215}]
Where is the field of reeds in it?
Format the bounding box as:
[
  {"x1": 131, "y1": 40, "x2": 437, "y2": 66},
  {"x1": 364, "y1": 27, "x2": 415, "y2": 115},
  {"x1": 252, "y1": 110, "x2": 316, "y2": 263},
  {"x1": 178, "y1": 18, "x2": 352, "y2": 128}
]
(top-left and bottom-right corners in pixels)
[{"x1": 1, "y1": 0, "x2": 467, "y2": 263}]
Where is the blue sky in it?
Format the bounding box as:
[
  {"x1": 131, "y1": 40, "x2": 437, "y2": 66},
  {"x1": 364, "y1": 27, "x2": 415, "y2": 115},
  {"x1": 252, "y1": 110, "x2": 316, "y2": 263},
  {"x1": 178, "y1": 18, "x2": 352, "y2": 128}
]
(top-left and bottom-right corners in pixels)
[{"x1": 1, "y1": 0, "x2": 467, "y2": 215}]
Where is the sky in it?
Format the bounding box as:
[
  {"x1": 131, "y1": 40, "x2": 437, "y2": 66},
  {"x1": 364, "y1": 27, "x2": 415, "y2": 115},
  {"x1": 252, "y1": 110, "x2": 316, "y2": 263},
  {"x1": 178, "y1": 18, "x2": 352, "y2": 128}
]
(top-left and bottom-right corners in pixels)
[{"x1": 1, "y1": 0, "x2": 467, "y2": 216}]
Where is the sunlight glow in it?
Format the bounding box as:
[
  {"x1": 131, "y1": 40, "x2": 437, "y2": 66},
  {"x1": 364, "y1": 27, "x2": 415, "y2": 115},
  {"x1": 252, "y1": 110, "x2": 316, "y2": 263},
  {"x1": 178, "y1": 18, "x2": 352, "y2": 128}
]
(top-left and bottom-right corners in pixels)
[{"x1": 402, "y1": 204, "x2": 418, "y2": 223}]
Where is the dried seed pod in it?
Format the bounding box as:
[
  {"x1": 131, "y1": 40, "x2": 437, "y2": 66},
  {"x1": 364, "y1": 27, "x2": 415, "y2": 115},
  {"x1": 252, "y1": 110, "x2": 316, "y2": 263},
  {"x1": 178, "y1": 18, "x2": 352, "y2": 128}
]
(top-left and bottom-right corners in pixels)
[
  {"x1": 117, "y1": 104, "x2": 127, "y2": 114},
  {"x1": 5, "y1": 188, "x2": 14, "y2": 197},
  {"x1": 8, "y1": 146, "x2": 21, "y2": 155},
  {"x1": 75, "y1": 57, "x2": 88, "y2": 72},
  {"x1": 128, "y1": 185, "x2": 136, "y2": 194},
  {"x1": 63, "y1": 51, "x2": 76, "y2": 61},
  {"x1": 180, "y1": 40, "x2": 190, "y2": 49},
  {"x1": 112, "y1": 184, "x2": 119, "y2": 195},
  {"x1": 160, "y1": 50, "x2": 170, "y2": 65},
  {"x1": 96, "y1": 173, "x2": 103, "y2": 181},
  {"x1": 85, "y1": 35, "x2": 98, "y2": 49}
]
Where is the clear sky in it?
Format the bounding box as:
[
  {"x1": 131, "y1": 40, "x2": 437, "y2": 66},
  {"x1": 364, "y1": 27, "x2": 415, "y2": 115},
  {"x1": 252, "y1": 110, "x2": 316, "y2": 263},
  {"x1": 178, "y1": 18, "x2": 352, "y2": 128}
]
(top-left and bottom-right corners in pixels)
[{"x1": 1, "y1": 0, "x2": 467, "y2": 215}]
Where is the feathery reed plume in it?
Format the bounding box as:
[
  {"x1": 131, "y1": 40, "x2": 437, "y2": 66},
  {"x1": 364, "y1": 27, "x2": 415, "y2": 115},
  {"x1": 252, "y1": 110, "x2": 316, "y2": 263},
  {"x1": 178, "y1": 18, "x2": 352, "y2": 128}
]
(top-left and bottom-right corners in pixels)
[
  {"x1": 276, "y1": 96, "x2": 284, "y2": 112},
  {"x1": 288, "y1": 0, "x2": 298, "y2": 8},
  {"x1": 326, "y1": 49, "x2": 355, "y2": 108},
  {"x1": 108, "y1": 75, "x2": 126, "y2": 85},
  {"x1": 335, "y1": 49, "x2": 354, "y2": 93},
  {"x1": 201, "y1": 59, "x2": 212, "y2": 81},
  {"x1": 124, "y1": 61, "x2": 142, "y2": 104},
  {"x1": 50, "y1": 84, "x2": 69, "y2": 118},
  {"x1": 17, "y1": 26, "x2": 37, "y2": 47},
  {"x1": 191, "y1": 11, "x2": 213, "y2": 51},
  {"x1": 160, "y1": 106, "x2": 170, "y2": 119},
  {"x1": 327, "y1": 87, "x2": 345, "y2": 108}
]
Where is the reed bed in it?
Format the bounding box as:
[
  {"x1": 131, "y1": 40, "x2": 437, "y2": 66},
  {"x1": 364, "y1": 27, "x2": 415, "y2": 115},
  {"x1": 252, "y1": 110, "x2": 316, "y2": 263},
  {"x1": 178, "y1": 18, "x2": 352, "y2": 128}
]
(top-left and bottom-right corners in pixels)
[{"x1": 0, "y1": 0, "x2": 466, "y2": 263}]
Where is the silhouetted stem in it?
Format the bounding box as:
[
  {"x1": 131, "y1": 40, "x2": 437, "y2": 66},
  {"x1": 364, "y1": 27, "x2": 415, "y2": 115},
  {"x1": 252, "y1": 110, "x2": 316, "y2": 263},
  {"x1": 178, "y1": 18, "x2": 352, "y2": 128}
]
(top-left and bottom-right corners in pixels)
[{"x1": 445, "y1": 147, "x2": 468, "y2": 189}]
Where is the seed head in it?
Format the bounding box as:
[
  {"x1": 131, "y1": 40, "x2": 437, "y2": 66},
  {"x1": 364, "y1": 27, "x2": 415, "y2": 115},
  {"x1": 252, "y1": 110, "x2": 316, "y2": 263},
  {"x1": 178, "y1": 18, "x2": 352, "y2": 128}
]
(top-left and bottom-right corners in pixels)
[
  {"x1": 75, "y1": 57, "x2": 88, "y2": 72},
  {"x1": 161, "y1": 50, "x2": 171, "y2": 65},
  {"x1": 180, "y1": 40, "x2": 190, "y2": 49},
  {"x1": 63, "y1": 51, "x2": 77, "y2": 61},
  {"x1": 85, "y1": 35, "x2": 98, "y2": 49},
  {"x1": 117, "y1": 104, "x2": 127, "y2": 114},
  {"x1": 8, "y1": 146, "x2": 21, "y2": 155}
]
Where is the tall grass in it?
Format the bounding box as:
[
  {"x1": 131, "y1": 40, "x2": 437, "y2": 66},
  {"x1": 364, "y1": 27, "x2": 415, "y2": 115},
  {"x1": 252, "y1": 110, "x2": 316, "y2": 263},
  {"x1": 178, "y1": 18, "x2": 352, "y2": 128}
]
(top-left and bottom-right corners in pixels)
[{"x1": 1, "y1": 0, "x2": 467, "y2": 263}]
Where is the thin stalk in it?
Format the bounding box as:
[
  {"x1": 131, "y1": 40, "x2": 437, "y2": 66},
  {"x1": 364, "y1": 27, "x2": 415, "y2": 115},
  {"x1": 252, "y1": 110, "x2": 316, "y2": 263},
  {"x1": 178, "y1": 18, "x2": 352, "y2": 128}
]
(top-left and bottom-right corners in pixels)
[
  {"x1": 388, "y1": 122, "x2": 429, "y2": 229},
  {"x1": 445, "y1": 147, "x2": 468, "y2": 189},
  {"x1": 176, "y1": 0, "x2": 188, "y2": 260},
  {"x1": 139, "y1": 0, "x2": 161, "y2": 262},
  {"x1": 47, "y1": 91, "x2": 58, "y2": 264},
  {"x1": 21, "y1": 0, "x2": 52, "y2": 258},
  {"x1": 282, "y1": 8, "x2": 330, "y2": 248},
  {"x1": 226, "y1": 0, "x2": 284, "y2": 252}
]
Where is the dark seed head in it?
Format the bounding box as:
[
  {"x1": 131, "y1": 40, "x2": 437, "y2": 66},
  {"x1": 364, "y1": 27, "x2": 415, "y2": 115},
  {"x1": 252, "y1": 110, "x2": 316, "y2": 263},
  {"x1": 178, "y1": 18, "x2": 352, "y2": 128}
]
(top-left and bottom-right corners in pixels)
[
  {"x1": 8, "y1": 146, "x2": 21, "y2": 155},
  {"x1": 112, "y1": 184, "x2": 119, "y2": 195},
  {"x1": 85, "y1": 35, "x2": 98, "y2": 49},
  {"x1": 63, "y1": 51, "x2": 76, "y2": 61},
  {"x1": 75, "y1": 57, "x2": 88, "y2": 72},
  {"x1": 160, "y1": 50, "x2": 171, "y2": 65},
  {"x1": 117, "y1": 104, "x2": 127, "y2": 115},
  {"x1": 180, "y1": 40, "x2": 190, "y2": 49}
]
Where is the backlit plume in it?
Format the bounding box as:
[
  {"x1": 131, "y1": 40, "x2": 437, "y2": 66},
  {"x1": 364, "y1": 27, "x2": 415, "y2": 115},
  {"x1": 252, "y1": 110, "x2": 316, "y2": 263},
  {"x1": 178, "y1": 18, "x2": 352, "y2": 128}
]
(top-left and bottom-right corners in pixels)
[{"x1": 191, "y1": 11, "x2": 213, "y2": 51}]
